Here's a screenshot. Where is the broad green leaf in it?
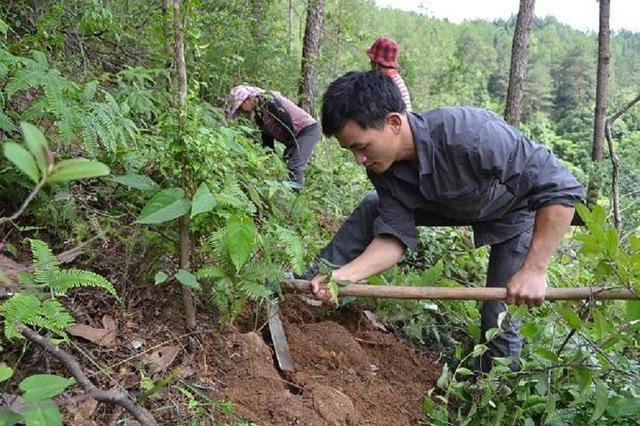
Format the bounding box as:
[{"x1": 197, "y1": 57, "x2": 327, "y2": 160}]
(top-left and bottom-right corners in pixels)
[
  {"x1": 112, "y1": 174, "x2": 159, "y2": 191},
  {"x1": 590, "y1": 381, "x2": 609, "y2": 423},
  {"x1": 557, "y1": 305, "x2": 582, "y2": 330},
  {"x1": 471, "y1": 344, "x2": 488, "y2": 358},
  {"x1": 175, "y1": 269, "x2": 200, "y2": 290},
  {"x1": 573, "y1": 367, "x2": 591, "y2": 392},
  {"x1": 47, "y1": 159, "x2": 110, "y2": 183},
  {"x1": 19, "y1": 401, "x2": 62, "y2": 426},
  {"x1": 225, "y1": 213, "x2": 256, "y2": 271},
  {"x1": 136, "y1": 188, "x2": 191, "y2": 224},
  {"x1": 19, "y1": 374, "x2": 75, "y2": 401},
  {"x1": 535, "y1": 348, "x2": 559, "y2": 363},
  {"x1": 20, "y1": 122, "x2": 49, "y2": 175},
  {"x1": 519, "y1": 322, "x2": 539, "y2": 339},
  {"x1": 626, "y1": 300, "x2": 640, "y2": 321},
  {"x1": 3, "y1": 142, "x2": 39, "y2": 183},
  {"x1": 190, "y1": 183, "x2": 216, "y2": 218},
  {"x1": 154, "y1": 271, "x2": 168, "y2": 285},
  {"x1": 606, "y1": 397, "x2": 640, "y2": 418},
  {"x1": 0, "y1": 363, "x2": 13, "y2": 382}
]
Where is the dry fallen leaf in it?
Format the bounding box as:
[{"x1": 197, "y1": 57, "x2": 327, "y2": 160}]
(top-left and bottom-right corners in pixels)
[
  {"x1": 68, "y1": 397, "x2": 98, "y2": 425},
  {"x1": 67, "y1": 315, "x2": 116, "y2": 347},
  {"x1": 144, "y1": 345, "x2": 181, "y2": 373}
]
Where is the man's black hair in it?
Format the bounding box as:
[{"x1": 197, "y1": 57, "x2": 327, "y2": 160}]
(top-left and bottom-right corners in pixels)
[{"x1": 321, "y1": 70, "x2": 406, "y2": 137}]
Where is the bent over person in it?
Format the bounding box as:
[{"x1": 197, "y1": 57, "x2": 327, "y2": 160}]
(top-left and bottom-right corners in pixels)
[
  {"x1": 225, "y1": 85, "x2": 320, "y2": 188},
  {"x1": 311, "y1": 71, "x2": 584, "y2": 372},
  {"x1": 367, "y1": 36, "x2": 413, "y2": 112}
]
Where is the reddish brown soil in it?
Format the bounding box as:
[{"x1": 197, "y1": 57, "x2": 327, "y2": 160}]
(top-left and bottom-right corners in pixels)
[
  {"x1": 5, "y1": 281, "x2": 440, "y2": 425},
  {"x1": 214, "y1": 295, "x2": 441, "y2": 425}
]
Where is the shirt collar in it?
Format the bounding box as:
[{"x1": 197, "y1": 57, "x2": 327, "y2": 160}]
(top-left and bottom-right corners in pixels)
[{"x1": 407, "y1": 112, "x2": 433, "y2": 175}]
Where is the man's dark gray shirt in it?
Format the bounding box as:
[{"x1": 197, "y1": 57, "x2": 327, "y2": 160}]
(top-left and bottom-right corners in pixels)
[{"x1": 368, "y1": 107, "x2": 585, "y2": 251}]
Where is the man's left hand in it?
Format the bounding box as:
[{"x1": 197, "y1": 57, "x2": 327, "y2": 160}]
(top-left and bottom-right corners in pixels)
[{"x1": 505, "y1": 268, "x2": 547, "y2": 306}]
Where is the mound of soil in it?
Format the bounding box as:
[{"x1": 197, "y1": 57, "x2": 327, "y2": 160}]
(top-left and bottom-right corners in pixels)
[{"x1": 212, "y1": 295, "x2": 440, "y2": 425}]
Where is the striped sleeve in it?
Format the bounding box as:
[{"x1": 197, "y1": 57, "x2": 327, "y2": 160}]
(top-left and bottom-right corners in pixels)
[{"x1": 390, "y1": 73, "x2": 412, "y2": 112}]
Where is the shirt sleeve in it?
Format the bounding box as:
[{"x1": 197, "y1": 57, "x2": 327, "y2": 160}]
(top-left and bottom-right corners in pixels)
[
  {"x1": 476, "y1": 119, "x2": 585, "y2": 210},
  {"x1": 369, "y1": 174, "x2": 419, "y2": 251}
]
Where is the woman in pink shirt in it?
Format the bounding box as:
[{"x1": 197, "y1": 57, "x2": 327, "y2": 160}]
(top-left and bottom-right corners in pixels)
[
  {"x1": 367, "y1": 36, "x2": 413, "y2": 112},
  {"x1": 225, "y1": 85, "x2": 319, "y2": 189}
]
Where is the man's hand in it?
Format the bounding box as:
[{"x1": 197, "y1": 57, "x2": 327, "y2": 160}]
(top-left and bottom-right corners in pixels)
[
  {"x1": 505, "y1": 267, "x2": 547, "y2": 306},
  {"x1": 310, "y1": 274, "x2": 334, "y2": 305}
]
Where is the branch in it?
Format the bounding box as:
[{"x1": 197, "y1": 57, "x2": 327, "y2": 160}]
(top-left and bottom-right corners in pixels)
[
  {"x1": 18, "y1": 325, "x2": 158, "y2": 426},
  {"x1": 609, "y1": 92, "x2": 640, "y2": 124},
  {"x1": 0, "y1": 178, "x2": 47, "y2": 225}
]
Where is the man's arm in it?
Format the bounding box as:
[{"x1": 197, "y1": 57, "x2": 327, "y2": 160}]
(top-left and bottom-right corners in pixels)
[
  {"x1": 311, "y1": 235, "x2": 405, "y2": 304},
  {"x1": 506, "y1": 204, "x2": 575, "y2": 306}
]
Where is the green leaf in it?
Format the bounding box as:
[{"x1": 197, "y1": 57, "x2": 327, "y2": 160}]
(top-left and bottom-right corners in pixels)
[
  {"x1": 590, "y1": 381, "x2": 609, "y2": 423},
  {"x1": 225, "y1": 213, "x2": 256, "y2": 271},
  {"x1": 112, "y1": 174, "x2": 159, "y2": 191},
  {"x1": 47, "y1": 159, "x2": 110, "y2": 183},
  {"x1": 557, "y1": 305, "x2": 582, "y2": 330},
  {"x1": 154, "y1": 271, "x2": 168, "y2": 285},
  {"x1": 626, "y1": 300, "x2": 640, "y2": 321},
  {"x1": 3, "y1": 142, "x2": 39, "y2": 183},
  {"x1": 0, "y1": 411, "x2": 24, "y2": 425},
  {"x1": 19, "y1": 374, "x2": 75, "y2": 401},
  {"x1": 136, "y1": 188, "x2": 191, "y2": 224},
  {"x1": 175, "y1": 269, "x2": 200, "y2": 290},
  {"x1": 190, "y1": 183, "x2": 216, "y2": 218},
  {"x1": 327, "y1": 281, "x2": 340, "y2": 305},
  {"x1": 436, "y1": 363, "x2": 450, "y2": 389},
  {"x1": 573, "y1": 367, "x2": 592, "y2": 392},
  {"x1": 20, "y1": 122, "x2": 49, "y2": 175},
  {"x1": 455, "y1": 367, "x2": 473, "y2": 376},
  {"x1": 0, "y1": 363, "x2": 13, "y2": 382},
  {"x1": 19, "y1": 400, "x2": 62, "y2": 426},
  {"x1": 535, "y1": 348, "x2": 559, "y2": 363},
  {"x1": 520, "y1": 322, "x2": 539, "y2": 339},
  {"x1": 471, "y1": 344, "x2": 488, "y2": 357}
]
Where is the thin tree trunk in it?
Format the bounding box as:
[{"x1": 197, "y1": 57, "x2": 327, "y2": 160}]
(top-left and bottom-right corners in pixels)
[
  {"x1": 173, "y1": 0, "x2": 196, "y2": 329},
  {"x1": 504, "y1": 0, "x2": 535, "y2": 126},
  {"x1": 298, "y1": 0, "x2": 324, "y2": 115},
  {"x1": 603, "y1": 91, "x2": 640, "y2": 230},
  {"x1": 288, "y1": 0, "x2": 294, "y2": 54},
  {"x1": 586, "y1": 0, "x2": 611, "y2": 208}
]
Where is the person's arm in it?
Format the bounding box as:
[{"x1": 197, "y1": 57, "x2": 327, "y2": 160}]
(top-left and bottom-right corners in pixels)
[
  {"x1": 506, "y1": 204, "x2": 574, "y2": 306},
  {"x1": 311, "y1": 235, "x2": 405, "y2": 304}
]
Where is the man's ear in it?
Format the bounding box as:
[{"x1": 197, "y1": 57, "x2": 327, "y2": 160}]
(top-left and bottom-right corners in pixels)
[{"x1": 385, "y1": 113, "x2": 403, "y2": 133}]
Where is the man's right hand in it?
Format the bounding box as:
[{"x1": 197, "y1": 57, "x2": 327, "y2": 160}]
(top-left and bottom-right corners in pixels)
[{"x1": 310, "y1": 274, "x2": 334, "y2": 305}]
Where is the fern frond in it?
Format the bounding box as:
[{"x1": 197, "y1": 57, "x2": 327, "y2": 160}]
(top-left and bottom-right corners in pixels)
[
  {"x1": 77, "y1": 109, "x2": 99, "y2": 157},
  {"x1": 0, "y1": 294, "x2": 74, "y2": 340},
  {"x1": 43, "y1": 73, "x2": 75, "y2": 144},
  {"x1": 207, "y1": 229, "x2": 229, "y2": 265},
  {"x1": 275, "y1": 227, "x2": 306, "y2": 274},
  {"x1": 0, "y1": 107, "x2": 14, "y2": 132},
  {"x1": 29, "y1": 239, "x2": 60, "y2": 286},
  {"x1": 5, "y1": 67, "x2": 48, "y2": 99},
  {"x1": 51, "y1": 269, "x2": 119, "y2": 300},
  {"x1": 90, "y1": 102, "x2": 118, "y2": 152},
  {"x1": 238, "y1": 279, "x2": 271, "y2": 302},
  {"x1": 216, "y1": 178, "x2": 256, "y2": 214}
]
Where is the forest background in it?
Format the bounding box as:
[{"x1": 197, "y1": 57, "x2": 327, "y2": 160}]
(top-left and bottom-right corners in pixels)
[{"x1": 1, "y1": 0, "x2": 640, "y2": 425}]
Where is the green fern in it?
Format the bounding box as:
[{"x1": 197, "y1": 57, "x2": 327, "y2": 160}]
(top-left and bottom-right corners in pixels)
[
  {"x1": 29, "y1": 239, "x2": 61, "y2": 286},
  {"x1": 274, "y1": 227, "x2": 306, "y2": 275},
  {"x1": 51, "y1": 269, "x2": 118, "y2": 300},
  {"x1": 4, "y1": 50, "x2": 138, "y2": 155},
  {"x1": 0, "y1": 294, "x2": 74, "y2": 340},
  {"x1": 0, "y1": 240, "x2": 119, "y2": 340}
]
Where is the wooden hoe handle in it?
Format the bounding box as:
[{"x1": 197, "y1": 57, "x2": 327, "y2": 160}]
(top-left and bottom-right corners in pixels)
[{"x1": 283, "y1": 279, "x2": 638, "y2": 301}]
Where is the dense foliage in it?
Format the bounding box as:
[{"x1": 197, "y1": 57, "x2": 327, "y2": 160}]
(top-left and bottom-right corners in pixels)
[{"x1": 1, "y1": 0, "x2": 639, "y2": 424}]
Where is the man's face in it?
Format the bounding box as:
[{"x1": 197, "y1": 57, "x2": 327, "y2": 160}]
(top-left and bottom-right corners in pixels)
[
  {"x1": 335, "y1": 119, "x2": 400, "y2": 174},
  {"x1": 238, "y1": 97, "x2": 256, "y2": 115}
]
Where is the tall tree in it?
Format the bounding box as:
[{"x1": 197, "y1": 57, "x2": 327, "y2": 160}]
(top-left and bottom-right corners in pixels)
[
  {"x1": 586, "y1": 0, "x2": 611, "y2": 207},
  {"x1": 173, "y1": 0, "x2": 196, "y2": 329},
  {"x1": 298, "y1": 0, "x2": 324, "y2": 115},
  {"x1": 504, "y1": 0, "x2": 535, "y2": 126}
]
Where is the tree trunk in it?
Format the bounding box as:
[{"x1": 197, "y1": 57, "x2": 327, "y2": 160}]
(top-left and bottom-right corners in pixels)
[
  {"x1": 298, "y1": 0, "x2": 324, "y2": 115},
  {"x1": 173, "y1": 0, "x2": 196, "y2": 329},
  {"x1": 504, "y1": 0, "x2": 535, "y2": 126},
  {"x1": 586, "y1": 0, "x2": 611, "y2": 207}
]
